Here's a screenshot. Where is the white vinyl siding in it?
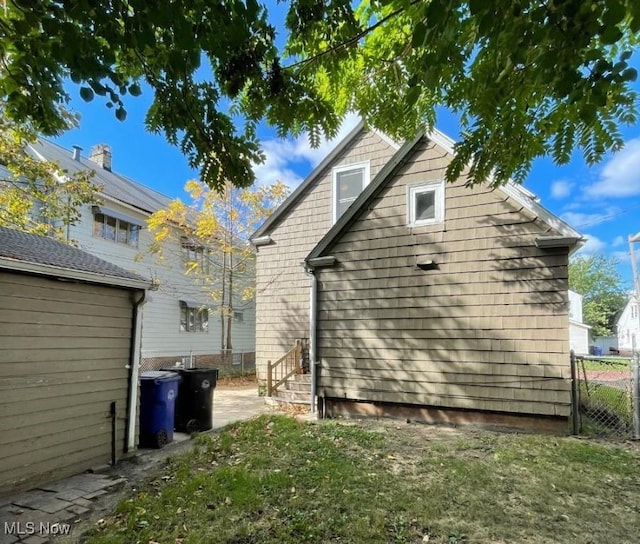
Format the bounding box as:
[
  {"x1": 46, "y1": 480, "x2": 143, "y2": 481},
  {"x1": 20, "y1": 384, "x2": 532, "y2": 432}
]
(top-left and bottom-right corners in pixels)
[{"x1": 68, "y1": 201, "x2": 255, "y2": 358}]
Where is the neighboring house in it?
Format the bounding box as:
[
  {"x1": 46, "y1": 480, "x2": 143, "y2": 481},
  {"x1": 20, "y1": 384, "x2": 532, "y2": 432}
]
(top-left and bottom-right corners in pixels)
[
  {"x1": 568, "y1": 290, "x2": 590, "y2": 355},
  {"x1": 26, "y1": 140, "x2": 256, "y2": 368},
  {"x1": 616, "y1": 295, "x2": 639, "y2": 351},
  {"x1": 0, "y1": 227, "x2": 150, "y2": 495},
  {"x1": 252, "y1": 124, "x2": 582, "y2": 431}
]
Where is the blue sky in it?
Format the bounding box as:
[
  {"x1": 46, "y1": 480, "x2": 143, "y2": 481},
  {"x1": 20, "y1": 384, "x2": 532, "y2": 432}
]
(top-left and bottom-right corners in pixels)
[{"x1": 54, "y1": 50, "x2": 640, "y2": 289}]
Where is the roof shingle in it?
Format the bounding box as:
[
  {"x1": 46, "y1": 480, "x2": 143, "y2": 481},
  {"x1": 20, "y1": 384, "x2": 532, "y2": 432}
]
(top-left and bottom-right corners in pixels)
[{"x1": 0, "y1": 226, "x2": 147, "y2": 285}]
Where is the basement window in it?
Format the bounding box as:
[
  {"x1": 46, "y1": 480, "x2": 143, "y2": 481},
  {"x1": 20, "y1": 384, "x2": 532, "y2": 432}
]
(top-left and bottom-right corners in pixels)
[
  {"x1": 179, "y1": 301, "x2": 209, "y2": 333},
  {"x1": 407, "y1": 181, "x2": 445, "y2": 227},
  {"x1": 332, "y1": 162, "x2": 370, "y2": 223}
]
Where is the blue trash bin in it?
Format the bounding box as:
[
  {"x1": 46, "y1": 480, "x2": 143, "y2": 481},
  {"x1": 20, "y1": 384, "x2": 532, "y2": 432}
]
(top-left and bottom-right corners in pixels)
[{"x1": 139, "y1": 371, "x2": 180, "y2": 448}]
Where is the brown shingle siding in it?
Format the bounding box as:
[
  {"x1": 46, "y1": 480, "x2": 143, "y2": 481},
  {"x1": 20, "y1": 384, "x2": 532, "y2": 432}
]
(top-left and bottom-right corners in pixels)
[
  {"x1": 255, "y1": 130, "x2": 397, "y2": 380},
  {"x1": 315, "y1": 138, "x2": 571, "y2": 419}
]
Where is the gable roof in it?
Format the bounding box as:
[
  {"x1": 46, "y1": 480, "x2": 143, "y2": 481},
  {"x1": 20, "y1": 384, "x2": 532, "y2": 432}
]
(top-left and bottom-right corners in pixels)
[
  {"x1": 0, "y1": 226, "x2": 150, "y2": 289},
  {"x1": 251, "y1": 121, "x2": 366, "y2": 240},
  {"x1": 27, "y1": 139, "x2": 172, "y2": 215},
  {"x1": 307, "y1": 129, "x2": 582, "y2": 263},
  {"x1": 615, "y1": 294, "x2": 638, "y2": 326}
]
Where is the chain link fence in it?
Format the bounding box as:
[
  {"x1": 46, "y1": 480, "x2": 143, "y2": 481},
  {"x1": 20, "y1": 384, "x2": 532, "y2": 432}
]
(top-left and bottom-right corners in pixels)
[
  {"x1": 140, "y1": 351, "x2": 256, "y2": 378},
  {"x1": 571, "y1": 352, "x2": 639, "y2": 439}
]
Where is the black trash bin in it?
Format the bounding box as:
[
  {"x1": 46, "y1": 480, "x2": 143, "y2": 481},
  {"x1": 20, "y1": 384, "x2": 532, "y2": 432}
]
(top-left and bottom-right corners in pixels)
[{"x1": 165, "y1": 368, "x2": 219, "y2": 433}]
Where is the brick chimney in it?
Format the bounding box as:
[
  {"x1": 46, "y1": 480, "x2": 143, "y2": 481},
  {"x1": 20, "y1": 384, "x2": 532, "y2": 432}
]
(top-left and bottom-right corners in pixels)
[{"x1": 88, "y1": 144, "x2": 112, "y2": 171}]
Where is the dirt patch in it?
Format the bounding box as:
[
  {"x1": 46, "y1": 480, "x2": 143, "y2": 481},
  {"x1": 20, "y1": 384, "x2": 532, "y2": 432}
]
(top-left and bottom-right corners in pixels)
[{"x1": 216, "y1": 373, "x2": 257, "y2": 387}]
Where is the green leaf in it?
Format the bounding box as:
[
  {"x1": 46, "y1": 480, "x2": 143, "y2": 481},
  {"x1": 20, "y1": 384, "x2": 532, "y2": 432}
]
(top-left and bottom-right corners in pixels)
[
  {"x1": 601, "y1": 24, "x2": 623, "y2": 45},
  {"x1": 79, "y1": 87, "x2": 94, "y2": 102},
  {"x1": 115, "y1": 107, "x2": 127, "y2": 121},
  {"x1": 412, "y1": 22, "x2": 427, "y2": 48},
  {"x1": 129, "y1": 83, "x2": 142, "y2": 97},
  {"x1": 406, "y1": 86, "x2": 420, "y2": 107},
  {"x1": 621, "y1": 68, "x2": 637, "y2": 82},
  {"x1": 603, "y1": 1, "x2": 626, "y2": 28}
]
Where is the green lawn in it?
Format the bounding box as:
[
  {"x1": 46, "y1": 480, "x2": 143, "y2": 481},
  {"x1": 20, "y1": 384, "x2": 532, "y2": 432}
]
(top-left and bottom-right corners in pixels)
[
  {"x1": 578, "y1": 357, "x2": 631, "y2": 372},
  {"x1": 85, "y1": 416, "x2": 640, "y2": 544}
]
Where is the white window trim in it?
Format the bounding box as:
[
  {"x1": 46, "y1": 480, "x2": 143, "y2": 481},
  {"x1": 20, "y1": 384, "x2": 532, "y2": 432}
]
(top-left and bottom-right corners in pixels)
[
  {"x1": 92, "y1": 211, "x2": 141, "y2": 248},
  {"x1": 406, "y1": 180, "x2": 445, "y2": 227},
  {"x1": 332, "y1": 161, "x2": 370, "y2": 224}
]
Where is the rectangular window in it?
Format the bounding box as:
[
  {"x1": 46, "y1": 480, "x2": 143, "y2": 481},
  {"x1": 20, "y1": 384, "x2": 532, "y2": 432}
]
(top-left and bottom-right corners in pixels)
[
  {"x1": 93, "y1": 212, "x2": 140, "y2": 248},
  {"x1": 181, "y1": 238, "x2": 210, "y2": 275},
  {"x1": 407, "y1": 181, "x2": 445, "y2": 227},
  {"x1": 180, "y1": 302, "x2": 209, "y2": 332},
  {"x1": 332, "y1": 162, "x2": 370, "y2": 223},
  {"x1": 233, "y1": 311, "x2": 244, "y2": 323}
]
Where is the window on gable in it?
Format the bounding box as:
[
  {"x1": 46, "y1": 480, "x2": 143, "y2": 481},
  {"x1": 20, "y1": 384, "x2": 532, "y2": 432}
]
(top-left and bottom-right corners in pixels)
[
  {"x1": 180, "y1": 301, "x2": 209, "y2": 333},
  {"x1": 93, "y1": 212, "x2": 140, "y2": 247},
  {"x1": 332, "y1": 162, "x2": 370, "y2": 223},
  {"x1": 233, "y1": 311, "x2": 244, "y2": 323},
  {"x1": 407, "y1": 181, "x2": 445, "y2": 227},
  {"x1": 181, "y1": 237, "x2": 210, "y2": 275}
]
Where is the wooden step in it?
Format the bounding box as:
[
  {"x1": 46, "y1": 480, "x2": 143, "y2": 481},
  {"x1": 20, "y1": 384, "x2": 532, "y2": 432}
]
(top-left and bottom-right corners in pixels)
[
  {"x1": 266, "y1": 390, "x2": 311, "y2": 408},
  {"x1": 285, "y1": 379, "x2": 310, "y2": 393}
]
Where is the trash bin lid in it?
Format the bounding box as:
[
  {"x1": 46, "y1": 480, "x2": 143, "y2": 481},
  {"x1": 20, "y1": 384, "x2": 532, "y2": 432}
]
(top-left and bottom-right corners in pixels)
[{"x1": 140, "y1": 370, "x2": 180, "y2": 382}]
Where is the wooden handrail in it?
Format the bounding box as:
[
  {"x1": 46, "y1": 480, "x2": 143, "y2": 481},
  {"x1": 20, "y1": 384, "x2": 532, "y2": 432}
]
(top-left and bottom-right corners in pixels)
[{"x1": 266, "y1": 340, "x2": 303, "y2": 397}]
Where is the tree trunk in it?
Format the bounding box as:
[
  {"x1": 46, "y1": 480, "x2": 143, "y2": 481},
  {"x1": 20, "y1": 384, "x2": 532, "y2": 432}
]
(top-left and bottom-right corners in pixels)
[
  {"x1": 226, "y1": 253, "x2": 233, "y2": 351},
  {"x1": 220, "y1": 250, "x2": 226, "y2": 352}
]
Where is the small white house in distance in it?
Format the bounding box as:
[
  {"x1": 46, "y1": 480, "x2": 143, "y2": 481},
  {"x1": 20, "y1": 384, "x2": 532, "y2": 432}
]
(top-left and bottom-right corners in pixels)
[
  {"x1": 617, "y1": 295, "x2": 639, "y2": 351},
  {"x1": 568, "y1": 290, "x2": 590, "y2": 355},
  {"x1": 27, "y1": 140, "x2": 256, "y2": 369}
]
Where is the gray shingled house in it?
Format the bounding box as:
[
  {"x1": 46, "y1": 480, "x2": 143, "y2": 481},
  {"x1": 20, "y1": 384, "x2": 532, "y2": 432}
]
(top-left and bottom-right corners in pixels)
[
  {"x1": 0, "y1": 227, "x2": 150, "y2": 496},
  {"x1": 252, "y1": 124, "x2": 582, "y2": 432}
]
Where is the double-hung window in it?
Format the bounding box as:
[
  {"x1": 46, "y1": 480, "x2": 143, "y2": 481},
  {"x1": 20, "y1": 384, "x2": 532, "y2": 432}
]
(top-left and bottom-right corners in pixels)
[
  {"x1": 181, "y1": 238, "x2": 210, "y2": 275},
  {"x1": 93, "y1": 210, "x2": 140, "y2": 248},
  {"x1": 332, "y1": 162, "x2": 370, "y2": 223},
  {"x1": 407, "y1": 181, "x2": 445, "y2": 227},
  {"x1": 179, "y1": 301, "x2": 209, "y2": 332}
]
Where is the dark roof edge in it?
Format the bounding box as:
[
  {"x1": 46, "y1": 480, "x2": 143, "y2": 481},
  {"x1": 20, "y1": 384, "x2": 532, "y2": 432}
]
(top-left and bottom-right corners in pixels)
[
  {"x1": 0, "y1": 255, "x2": 151, "y2": 290},
  {"x1": 307, "y1": 129, "x2": 426, "y2": 262},
  {"x1": 251, "y1": 120, "x2": 365, "y2": 240}
]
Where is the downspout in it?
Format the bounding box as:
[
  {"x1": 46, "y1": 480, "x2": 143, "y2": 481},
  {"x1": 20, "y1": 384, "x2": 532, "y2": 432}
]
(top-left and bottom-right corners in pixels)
[
  {"x1": 303, "y1": 263, "x2": 318, "y2": 414},
  {"x1": 125, "y1": 289, "x2": 147, "y2": 452}
]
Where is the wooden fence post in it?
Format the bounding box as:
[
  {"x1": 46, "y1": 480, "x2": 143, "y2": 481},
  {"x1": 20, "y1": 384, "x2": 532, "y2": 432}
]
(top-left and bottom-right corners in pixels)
[{"x1": 267, "y1": 360, "x2": 272, "y2": 397}]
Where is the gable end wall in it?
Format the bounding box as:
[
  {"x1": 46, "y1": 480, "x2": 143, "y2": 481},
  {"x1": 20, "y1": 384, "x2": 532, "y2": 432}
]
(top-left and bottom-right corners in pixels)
[
  {"x1": 315, "y1": 139, "x2": 571, "y2": 420},
  {"x1": 255, "y1": 131, "x2": 397, "y2": 381}
]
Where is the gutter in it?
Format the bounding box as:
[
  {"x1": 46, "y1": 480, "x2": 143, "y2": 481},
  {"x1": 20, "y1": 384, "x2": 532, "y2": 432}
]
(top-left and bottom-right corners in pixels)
[
  {"x1": 304, "y1": 256, "x2": 337, "y2": 415},
  {"x1": 303, "y1": 264, "x2": 318, "y2": 414},
  {"x1": 125, "y1": 289, "x2": 147, "y2": 452},
  {"x1": 0, "y1": 256, "x2": 150, "y2": 290}
]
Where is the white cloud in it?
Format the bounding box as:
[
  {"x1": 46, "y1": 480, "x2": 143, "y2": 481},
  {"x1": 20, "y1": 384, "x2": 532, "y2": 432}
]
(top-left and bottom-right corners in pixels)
[
  {"x1": 253, "y1": 112, "x2": 361, "y2": 190},
  {"x1": 612, "y1": 250, "x2": 631, "y2": 263},
  {"x1": 586, "y1": 138, "x2": 640, "y2": 198},
  {"x1": 550, "y1": 179, "x2": 573, "y2": 199},
  {"x1": 560, "y1": 208, "x2": 619, "y2": 228},
  {"x1": 613, "y1": 235, "x2": 625, "y2": 247},
  {"x1": 575, "y1": 235, "x2": 607, "y2": 256}
]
